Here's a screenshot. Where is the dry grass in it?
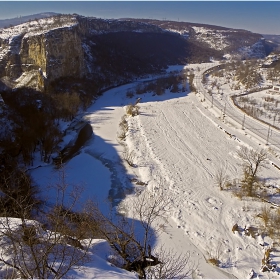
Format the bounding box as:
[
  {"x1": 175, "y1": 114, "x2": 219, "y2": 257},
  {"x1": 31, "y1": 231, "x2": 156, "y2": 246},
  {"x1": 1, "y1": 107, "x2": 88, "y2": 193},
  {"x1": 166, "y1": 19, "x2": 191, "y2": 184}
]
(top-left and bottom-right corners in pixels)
[
  {"x1": 117, "y1": 130, "x2": 126, "y2": 141},
  {"x1": 126, "y1": 104, "x2": 139, "y2": 116},
  {"x1": 259, "y1": 206, "x2": 271, "y2": 227},
  {"x1": 117, "y1": 115, "x2": 128, "y2": 141},
  {"x1": 232, "y1": 223, "x2": 239, "y2": 233},
  {"x1": 119, "y1": 115, "x2": 128, "y2": 131},
  {"x1": 123, "y1": 148, "x2": 135, "y2": 167},
  {"x1": 232, "y1": 188, "x2": 245, "y2": 200},
  {"x1": 206, "y1": 241, "x2": 222, "y2": 267},
  {"x1": 207, "y1": 258, "x2": 220, "y2": 266}
]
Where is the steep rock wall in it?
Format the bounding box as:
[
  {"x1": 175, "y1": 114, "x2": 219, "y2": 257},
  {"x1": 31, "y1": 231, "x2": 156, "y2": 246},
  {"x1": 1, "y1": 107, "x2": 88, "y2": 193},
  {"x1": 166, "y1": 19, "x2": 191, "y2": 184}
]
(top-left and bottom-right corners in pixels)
[
  {"x1": 0, "y1": 23, "x2": 85, "y2": 90},
  {"x1": 44, "y1": 27, "x2": 85, "y2": 82},
  {"x1": 18, "y1": 27, "x2": 84, "y2": 89},
  {"x1": 20, "y1": 35, "x2": 47, "y2": 72}
]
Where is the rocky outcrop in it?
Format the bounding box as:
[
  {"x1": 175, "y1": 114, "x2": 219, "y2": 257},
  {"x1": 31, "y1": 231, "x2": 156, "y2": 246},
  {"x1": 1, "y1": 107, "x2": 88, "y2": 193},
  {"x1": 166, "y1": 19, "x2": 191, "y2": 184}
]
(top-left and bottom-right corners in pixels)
[
  {"x1": 0, "y1": 15, "x2": 84, "y2": 90},
  {"x1": 45, "y1": 27, "x2": 85, "y2": 82},
  {"x1": 20, "y1": 34, "x2": 47, "y2": 72},
  {"x1": 0, "y1": 15, "x2": 168, "y2": 91},
  {"x1": 18, "y1": 27, "x2": 85, "y2": 89}
]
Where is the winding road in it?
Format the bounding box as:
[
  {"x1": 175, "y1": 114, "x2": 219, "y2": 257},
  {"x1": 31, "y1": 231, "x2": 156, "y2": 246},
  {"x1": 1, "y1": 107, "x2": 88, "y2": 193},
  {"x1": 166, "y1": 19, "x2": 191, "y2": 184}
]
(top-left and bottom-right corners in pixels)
[{"x1": 194, "y1": 64, "x2": 280, "y2": 151}]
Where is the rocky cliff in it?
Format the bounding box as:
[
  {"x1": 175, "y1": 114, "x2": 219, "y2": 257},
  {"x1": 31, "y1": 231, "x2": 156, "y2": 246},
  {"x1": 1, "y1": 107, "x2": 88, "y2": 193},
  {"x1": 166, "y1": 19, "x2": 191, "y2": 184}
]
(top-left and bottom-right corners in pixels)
[
  {"x1": 0, "y1": 14, "x2": 272, "y2": 92},
  {"x1": 0, "y1": 15, "x2": 169, "y2": 91},
  {"x1": 0, "y1": 15, "x2": 86, "y2": 90}
]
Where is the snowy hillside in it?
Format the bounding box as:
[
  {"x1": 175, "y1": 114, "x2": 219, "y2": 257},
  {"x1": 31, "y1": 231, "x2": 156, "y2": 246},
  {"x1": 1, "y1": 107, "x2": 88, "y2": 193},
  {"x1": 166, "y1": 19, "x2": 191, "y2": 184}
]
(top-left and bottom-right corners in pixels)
[
  {"x1": 123, "y1": 18, "x2": 268, "y2": 59},
  {"x1": 191, "y1": 26, "x2": 230, "y2": 50},
  {"x1": 0, "y1": 15, "x2": 77, "y2": 40},
  {"x1": 0, "y1": 12, "x2": 59, "y2": 28}
]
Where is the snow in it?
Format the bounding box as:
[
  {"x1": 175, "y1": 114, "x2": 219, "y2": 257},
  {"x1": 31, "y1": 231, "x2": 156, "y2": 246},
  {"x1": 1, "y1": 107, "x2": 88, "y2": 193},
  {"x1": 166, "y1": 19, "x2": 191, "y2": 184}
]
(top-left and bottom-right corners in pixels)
[
  {"x1": 166, "y1": 28, "x2": 189, "y2": 37},
  {"x1": 30, "y1": 152, "x2": 112, "y2": 214},
  {"x1": 123, "y1": 88, "x2": 279, "y2": 278},
  {"x1": 68, "y1": 239, "x2": 137, "y2": 279},
  {"x1": 0, "y1": 217, "x2": 137, "y2": 279},
  {"x1": 192, "y1": 26, "x2": 230, "y2": 50},
  {"x1": 0, "y1": 15, "x2": 77, "y2": 41},
  {"x1": 26, "y1": 63, "x2": 280, "y2": 278},
  {"x1": 238, "y1": 40, "x2": 265, "y2": 59}
]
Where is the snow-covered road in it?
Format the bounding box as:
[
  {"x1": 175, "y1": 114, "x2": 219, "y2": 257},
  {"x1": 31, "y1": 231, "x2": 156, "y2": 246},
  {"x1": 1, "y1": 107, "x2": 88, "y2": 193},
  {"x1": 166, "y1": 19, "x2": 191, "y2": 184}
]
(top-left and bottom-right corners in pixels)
[{"x1": 195, "y1": 66, "x2": 280, "y2": 151}]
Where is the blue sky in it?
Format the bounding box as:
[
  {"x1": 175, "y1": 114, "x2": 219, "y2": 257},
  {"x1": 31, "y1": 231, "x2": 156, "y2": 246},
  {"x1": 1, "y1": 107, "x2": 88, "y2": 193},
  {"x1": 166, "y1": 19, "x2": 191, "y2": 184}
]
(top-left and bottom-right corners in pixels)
[{"x1": 0, "y1": 1, "x2": 279, "y2": 35}]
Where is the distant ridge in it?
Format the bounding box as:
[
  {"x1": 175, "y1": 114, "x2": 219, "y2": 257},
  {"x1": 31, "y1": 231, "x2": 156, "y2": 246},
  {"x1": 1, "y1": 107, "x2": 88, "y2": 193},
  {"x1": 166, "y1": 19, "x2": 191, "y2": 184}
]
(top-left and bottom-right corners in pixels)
[
  {"x1": 0, "y1": 12, "x2": 59, "y2": 28},
  {"x1": 262, "y1": 34, "x2": 280, "y2": 52},
  {"x1": 263, "y1": 34, "x2": 280, "y2": 44}
]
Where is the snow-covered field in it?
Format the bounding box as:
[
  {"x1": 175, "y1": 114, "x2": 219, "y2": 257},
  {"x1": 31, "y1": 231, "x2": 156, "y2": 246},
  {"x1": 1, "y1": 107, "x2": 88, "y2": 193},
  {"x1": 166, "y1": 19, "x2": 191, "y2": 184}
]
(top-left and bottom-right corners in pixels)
[{"x1": 30, "y1": 63, "x2": 280, "y2": 278}]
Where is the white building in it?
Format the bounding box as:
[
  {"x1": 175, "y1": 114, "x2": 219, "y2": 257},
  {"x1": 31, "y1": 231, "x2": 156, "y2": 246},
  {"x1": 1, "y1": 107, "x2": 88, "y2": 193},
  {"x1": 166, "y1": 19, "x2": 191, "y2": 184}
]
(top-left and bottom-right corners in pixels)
[{"x1": 269, "y1": 85, "x2": 280, "y2": 94}]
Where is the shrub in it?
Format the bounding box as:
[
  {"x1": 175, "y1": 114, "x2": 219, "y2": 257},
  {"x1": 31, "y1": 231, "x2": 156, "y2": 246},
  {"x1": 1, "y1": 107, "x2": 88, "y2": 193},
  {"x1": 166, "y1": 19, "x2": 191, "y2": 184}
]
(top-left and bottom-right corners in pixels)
[
  {"x1": 232, "y1": 223, "x2": 239, "y2": 233},
  {"x1": 244, "y1": 226, "x2": 257, "y2": 238},
  {"x1": 117, "y1": 130, "x2": 126, "y2": 141},
  {"x1": 119, "y1": 115, "x2": 128, "y2": 131},
  {"x1": 0, "y1": 166, "x2": 42, "y2": 219},
  {"x1": 123, "y1": 148, "x2": 135, "y2": 167},
  {"x1": 117, "y1": 115, "x2": 128, "y2": 141},
  {"x1": 206, "y1": 241, "x2": 222, "y2": 267},
  {"x1": 207, "y1": 258, "x2": 220, "y2": 266},
  {"x1": 259, "y1": 206, "x2": 271, "y2": 227},
  {"x1": 261, "y1": 248, "x2": 276, "y2": 272},
  {"x1": 126, "y1": 104, "x2": 139, "y2": 116}
]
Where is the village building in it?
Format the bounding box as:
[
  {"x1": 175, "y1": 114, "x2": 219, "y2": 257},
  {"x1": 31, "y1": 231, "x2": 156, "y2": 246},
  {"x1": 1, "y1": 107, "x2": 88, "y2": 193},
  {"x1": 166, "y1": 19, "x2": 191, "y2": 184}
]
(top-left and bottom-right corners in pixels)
[{"x1": 269, "y1": 85, "x2": 280, "y2": 94}]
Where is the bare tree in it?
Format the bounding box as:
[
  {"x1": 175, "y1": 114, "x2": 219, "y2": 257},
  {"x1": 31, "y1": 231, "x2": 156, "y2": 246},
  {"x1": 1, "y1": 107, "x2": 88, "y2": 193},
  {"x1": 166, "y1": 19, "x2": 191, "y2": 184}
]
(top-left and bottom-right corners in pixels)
[
  {"x1": 0, "y1": 167, "x2": 94, "y2": 279},
  {"x1": 214, "y1": 166, "x2": 229, "y2": 190},
  {"x1": 237, "y1": 146, "x2": 267, "y2": 178},
  {"x1": 87, "y1": 189, "x2": 193, "y2": 279},
  {"x1": 236, "y1": 147, "x2": 267, "y2": 197},
  {"x1": 145, "y1": 246, "x2": 193, "y2": 279}
]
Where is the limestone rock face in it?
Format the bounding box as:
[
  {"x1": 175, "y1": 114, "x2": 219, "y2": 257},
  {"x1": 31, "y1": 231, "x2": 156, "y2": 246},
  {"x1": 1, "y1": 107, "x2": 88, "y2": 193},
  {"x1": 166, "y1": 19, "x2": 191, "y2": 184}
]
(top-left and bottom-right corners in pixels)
[
  {"x1": 0, "y1": 16, "x2": 85, "y2": 90},
  {"x1": 44, "y1": 28, "x2": 85, "y2": 82},
  {"x1": 20, "y1": 35, "x2": 47, "y2": 73},
  {"x1": 18, "y1": 27, "x2": 84, "y2": 90}
]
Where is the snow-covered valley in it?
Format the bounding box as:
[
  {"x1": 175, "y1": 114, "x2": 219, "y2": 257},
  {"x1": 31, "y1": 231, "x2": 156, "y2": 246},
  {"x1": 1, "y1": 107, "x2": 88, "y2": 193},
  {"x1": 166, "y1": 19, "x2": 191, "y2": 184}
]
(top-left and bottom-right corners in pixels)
[{"x1": 26, "y1": 63, "x2": 280, "y2": 278}]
